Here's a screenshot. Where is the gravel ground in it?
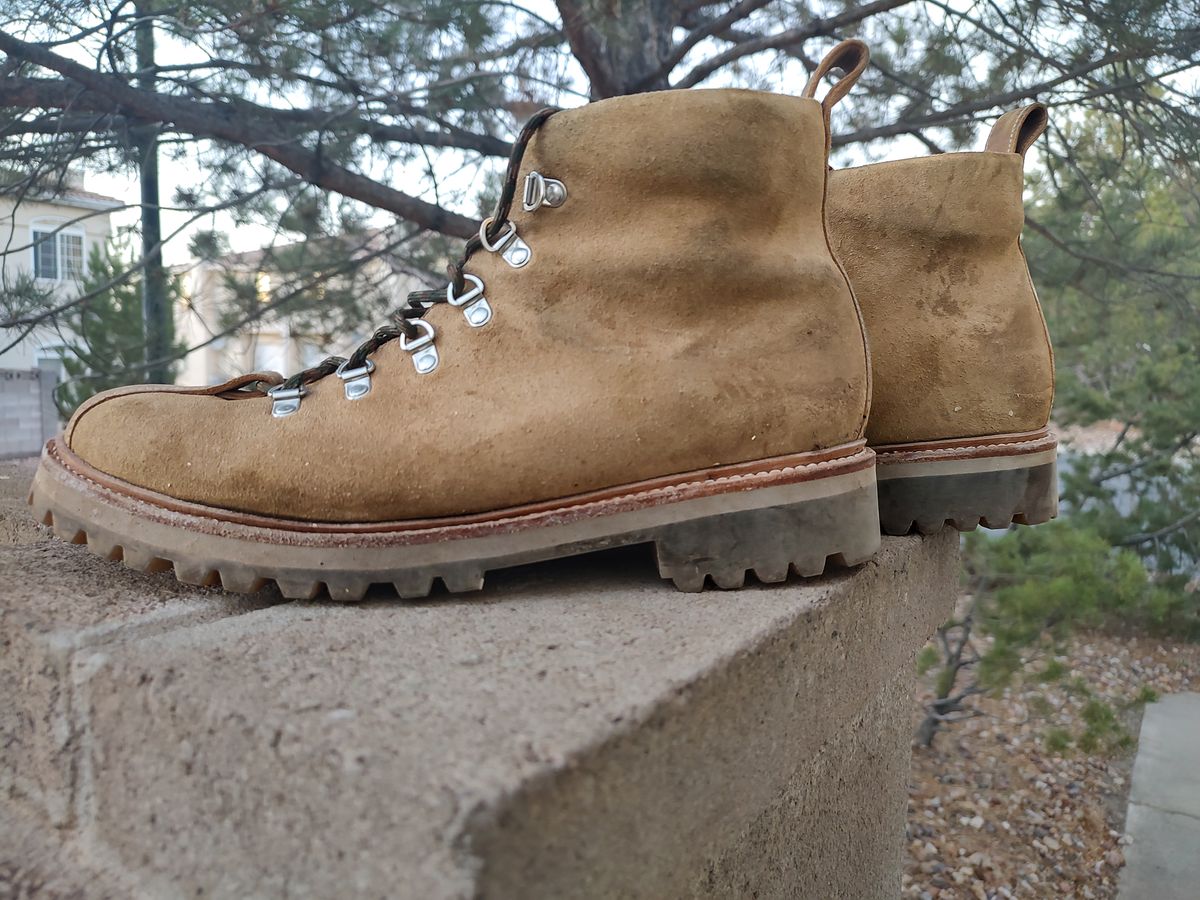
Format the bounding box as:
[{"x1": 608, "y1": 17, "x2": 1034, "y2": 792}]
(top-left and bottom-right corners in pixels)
[{"x1": 905, "y1": 630, "x2": 1200, "y2": 899}]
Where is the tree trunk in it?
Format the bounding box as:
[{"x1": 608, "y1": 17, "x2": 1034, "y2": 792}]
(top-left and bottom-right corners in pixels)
[
  {"x1": 555, "y1": 0, "x2": 679, "y2": 97},
  {"x1": 134, "y1": 1, "x2": 170, "y2": 383}
]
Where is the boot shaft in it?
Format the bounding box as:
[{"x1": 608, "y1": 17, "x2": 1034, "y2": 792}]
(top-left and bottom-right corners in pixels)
[
  {"x1": 826, "y1": 104, "x2": 1055, "y2": 445},
  {"x1": 475, "y1": 88, "x2": 848, "y2": 330}
]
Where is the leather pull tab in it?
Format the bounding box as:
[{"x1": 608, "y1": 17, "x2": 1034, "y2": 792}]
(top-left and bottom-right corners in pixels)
[
  {"x1": 984, "y1": 103, "x2": 1048, "y2": 156},
  {"x1": 801, "y1": 39, "x2": 870, "y2": 116}
]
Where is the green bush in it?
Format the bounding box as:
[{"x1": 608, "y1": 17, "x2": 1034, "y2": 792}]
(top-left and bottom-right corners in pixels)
[
  {"x1": 966, "y1": 521, "x2": 1200, "y2": 672},
  {"x1": 916, "y1": 519, "x2": 1187, "y2": 749}
]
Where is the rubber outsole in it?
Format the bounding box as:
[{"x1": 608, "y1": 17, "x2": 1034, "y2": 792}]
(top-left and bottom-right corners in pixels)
[
  {"x1": 29, "y1": 440, "x2": 882, "y2": 601},
  {"x1": 874, "y1": 432, "x2": 1058, "y2": 536}
]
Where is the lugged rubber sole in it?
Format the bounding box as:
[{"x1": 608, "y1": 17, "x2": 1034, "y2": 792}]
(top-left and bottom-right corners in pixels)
[
  {"x1": 874, "y1": 429, "x2": 1058, "y2": 535},
  {"x1": 29, "y1": 439, "x2": 881, "y2": 601}
]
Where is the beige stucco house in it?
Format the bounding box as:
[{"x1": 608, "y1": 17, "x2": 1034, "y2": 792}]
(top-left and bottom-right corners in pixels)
[
  {"x1": 175, "y1": 239, "x2": 423, "y2": 387},
  {"x1": 0, "y1": 184, "x2": 122, "y2": 370}
]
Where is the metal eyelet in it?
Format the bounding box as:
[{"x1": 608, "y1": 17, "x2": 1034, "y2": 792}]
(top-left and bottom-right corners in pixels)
[
  {"x1": 447, "y1": 273, "x2": 492, "y2": 327},
  {"x1": 335, "y1": 358, "x2": 376, "y2": 400},
  {"x1": 399, "y1": 319, "x2": 439, "y2": 374},
  {"x1": 522, "y1": 171, "x2": 567, "y2": 211},
  {"x1": 479, "y1": 216, "x2": 532, "y2": 269},
  {"x1": 267, "y1": 384, "x2": 307, "y2": 418},
  {"x1": 478, "y1": 216, "x2": 516, "y2": 252}
]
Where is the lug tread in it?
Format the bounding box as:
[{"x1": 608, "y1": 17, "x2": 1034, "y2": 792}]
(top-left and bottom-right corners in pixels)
[
  {"x1": 439, "y1": 568, "x2": 486, "y2": 594},
  {"x1": 173, "y1": 561, "x2": 222, "y2": 587},
  {"x1": 878, "y1": 458, "x2": 1058, "y2": 536},
  {"x1": 392, "y1": 573, "x2": 436, "y2": 600},
  {"x1": 218, "y1": 567, "x2": 269, "y2": 594},
  {"x1": 709, "y1": 567, "x2": 748, "y2": 590},
  {"x1": 324, "y1": 578, "x2": 373, "y2": 603}
]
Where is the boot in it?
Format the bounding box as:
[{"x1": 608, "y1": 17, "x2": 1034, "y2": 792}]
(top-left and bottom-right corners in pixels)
[
  {"x1": 30, "y1": 43, "x2": 879, "y2": 600},
  {"x1": 826, "y1": 103, "x2": 1058, "y2": 535}
]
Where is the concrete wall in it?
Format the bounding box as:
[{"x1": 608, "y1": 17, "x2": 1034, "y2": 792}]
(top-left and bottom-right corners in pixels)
[
  {"x1": 1, "y1": 449, "x2": 961, "y2": 900},
  {"x1": 0, "y1": 366, "x2": 59, "y2": 459}
]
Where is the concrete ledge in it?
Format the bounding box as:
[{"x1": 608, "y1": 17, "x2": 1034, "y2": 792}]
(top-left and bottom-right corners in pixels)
[{"x1": 2, "y1": 459, "x2": 959, "y2": 898}]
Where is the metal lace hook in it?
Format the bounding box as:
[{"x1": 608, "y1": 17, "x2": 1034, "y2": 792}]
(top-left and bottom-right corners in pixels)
[
  {"x1": 335, "y1": 358, "x2": 376, "y2": 400},
  {"x1": 522, "y1": 171, "x2": 567, "y2": 211},
  {"x1": 266, "y1": 383, "x2": 307, "y2": 418}
]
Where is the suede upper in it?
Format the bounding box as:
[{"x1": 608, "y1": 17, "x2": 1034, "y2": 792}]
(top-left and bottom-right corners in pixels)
[
  {"x1": 68, "y1": 88, "x2": 870, "y2": 523},
  {"x1": 826, "y1": 144, "x2": 1055, "y2": 446}
]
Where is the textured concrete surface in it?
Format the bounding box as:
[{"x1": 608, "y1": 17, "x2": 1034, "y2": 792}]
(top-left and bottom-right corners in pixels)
[
  {"x1": 690, "y1": 671, "x2": 913, "y2": 898},
  {"x1": 1, "y1": 457, "x2": 959, "y2": 899},
  {"x1": 1119, "y1": 692, "x2": 1200, "y2": 900},
  {"x1": 1, "y1": 457, "x2": 275, "y2": 827}
]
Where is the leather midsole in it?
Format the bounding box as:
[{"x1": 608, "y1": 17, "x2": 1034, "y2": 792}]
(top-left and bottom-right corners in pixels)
[
  {"x1": 874, "y1": 428, "x2": 1057, "y2": 480},
  {"x1": 876, "y1": 449, "x2": 1057, "y2": 481}
]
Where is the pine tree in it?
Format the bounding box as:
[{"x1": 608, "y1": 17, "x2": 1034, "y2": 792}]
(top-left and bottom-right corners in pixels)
[{"x1": 56, "y1": 241, "x2": 180, "y2": 415}]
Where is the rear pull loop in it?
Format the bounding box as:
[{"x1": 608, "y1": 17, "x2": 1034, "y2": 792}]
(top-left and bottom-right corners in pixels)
[
  {"x1": 984, "y1": 103, "x2": 1048, "y2": 157},
  {"x1": 801, "y1": 39, "x2": 870, "y2": 120}
]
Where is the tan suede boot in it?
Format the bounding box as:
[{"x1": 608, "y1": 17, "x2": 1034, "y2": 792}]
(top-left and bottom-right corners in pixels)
[
  {"x1": 826, "y1": 103, "x2": 1058, "y2": 534},
  {"x1": 30, "y1": 44, "x2": 878, "y2": 600}
]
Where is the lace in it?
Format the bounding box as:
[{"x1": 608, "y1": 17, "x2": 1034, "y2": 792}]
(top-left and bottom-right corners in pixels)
[{"x1": 274, "y1": 107, "x2": 559, "y2": 393}]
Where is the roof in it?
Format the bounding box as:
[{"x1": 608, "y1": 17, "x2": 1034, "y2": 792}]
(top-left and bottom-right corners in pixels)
[{"x1": 53, "y1": 188, "x2": 124, "y2": 212}]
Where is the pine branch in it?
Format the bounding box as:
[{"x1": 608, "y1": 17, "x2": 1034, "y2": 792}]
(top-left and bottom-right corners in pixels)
[
  {"x1": 673, "y1": 0, "x2": 916, "y2": 89},
  {"x1": 0, "y1": 30, "x2": 483, "y2": 236}
]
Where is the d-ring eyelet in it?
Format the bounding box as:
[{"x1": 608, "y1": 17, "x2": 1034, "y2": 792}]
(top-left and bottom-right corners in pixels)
[
  {"x1": 399, "y1": 319, "x2": 439, "y2": 374},
  {"x1": 478, "y1": 217, "x2": 517, "y2": 252},
  {"x1": 447, "y1": 273, "x2": 492, "y2": 327},
  {"x1": 479, "y1": 217, "x2": 532, "y2": 268},
  {"x1": 266, "y1": 383, "x2": 307, "y2": 418},
  {"x1": 335, "y1": 358, "x2": 376, "y2": 400}
]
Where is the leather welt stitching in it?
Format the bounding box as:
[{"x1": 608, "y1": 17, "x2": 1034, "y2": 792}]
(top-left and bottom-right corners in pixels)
[{"x1": 875, "y1": 436, "x2": 1056, "y2": 464}]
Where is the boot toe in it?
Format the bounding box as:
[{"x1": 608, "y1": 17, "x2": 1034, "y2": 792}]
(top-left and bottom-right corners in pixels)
[{"x1": 65, "y1": 387, "x2": 213, "y2": 500}]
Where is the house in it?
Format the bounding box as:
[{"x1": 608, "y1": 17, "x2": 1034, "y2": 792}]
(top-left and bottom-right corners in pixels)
[
  {"x1": 0, "y1": 182, "x2": 122, "y2": 370},
  {"x1": 175, "y1": 235, "x2": 425, "y2": 386}
]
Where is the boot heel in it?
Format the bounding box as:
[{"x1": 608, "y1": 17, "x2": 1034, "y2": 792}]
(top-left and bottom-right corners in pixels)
[
  {"x1": 653, "y1": 479, "x2": 880, "y2": 592},
  {"x1": 878, "y1": 458, "x2": 1058, "y2": 534}
]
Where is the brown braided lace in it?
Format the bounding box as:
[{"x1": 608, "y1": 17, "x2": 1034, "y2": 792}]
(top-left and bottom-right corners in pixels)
[{"x1": 276, "y1": 107, "x2": 559, "y2": 393}]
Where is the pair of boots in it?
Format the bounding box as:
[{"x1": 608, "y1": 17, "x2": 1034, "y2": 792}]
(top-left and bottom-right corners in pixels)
[{"x1": 30, "y1": 41, "x2": 1057, "y2": 601}]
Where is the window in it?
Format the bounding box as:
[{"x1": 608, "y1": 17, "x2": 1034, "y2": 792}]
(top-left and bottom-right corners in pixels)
[
  {"x1": 299, "y1": 340, "x2": 327, "y2": 369},
  {"x1": 32, "y1": 230, "x2": 57, "y2": 279},
  {"x1": 61, "y1": 233, "x2": 83, "y2": 280},
  {"x1": 31, "y1": 226, "x2": 86, "y2": 282},
  {"x1": 34, "y1": 346, "x2": 67, "y2": 377},
  {"x1": 255, "y1": 272, "x2": 272, "y2": 303}
]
